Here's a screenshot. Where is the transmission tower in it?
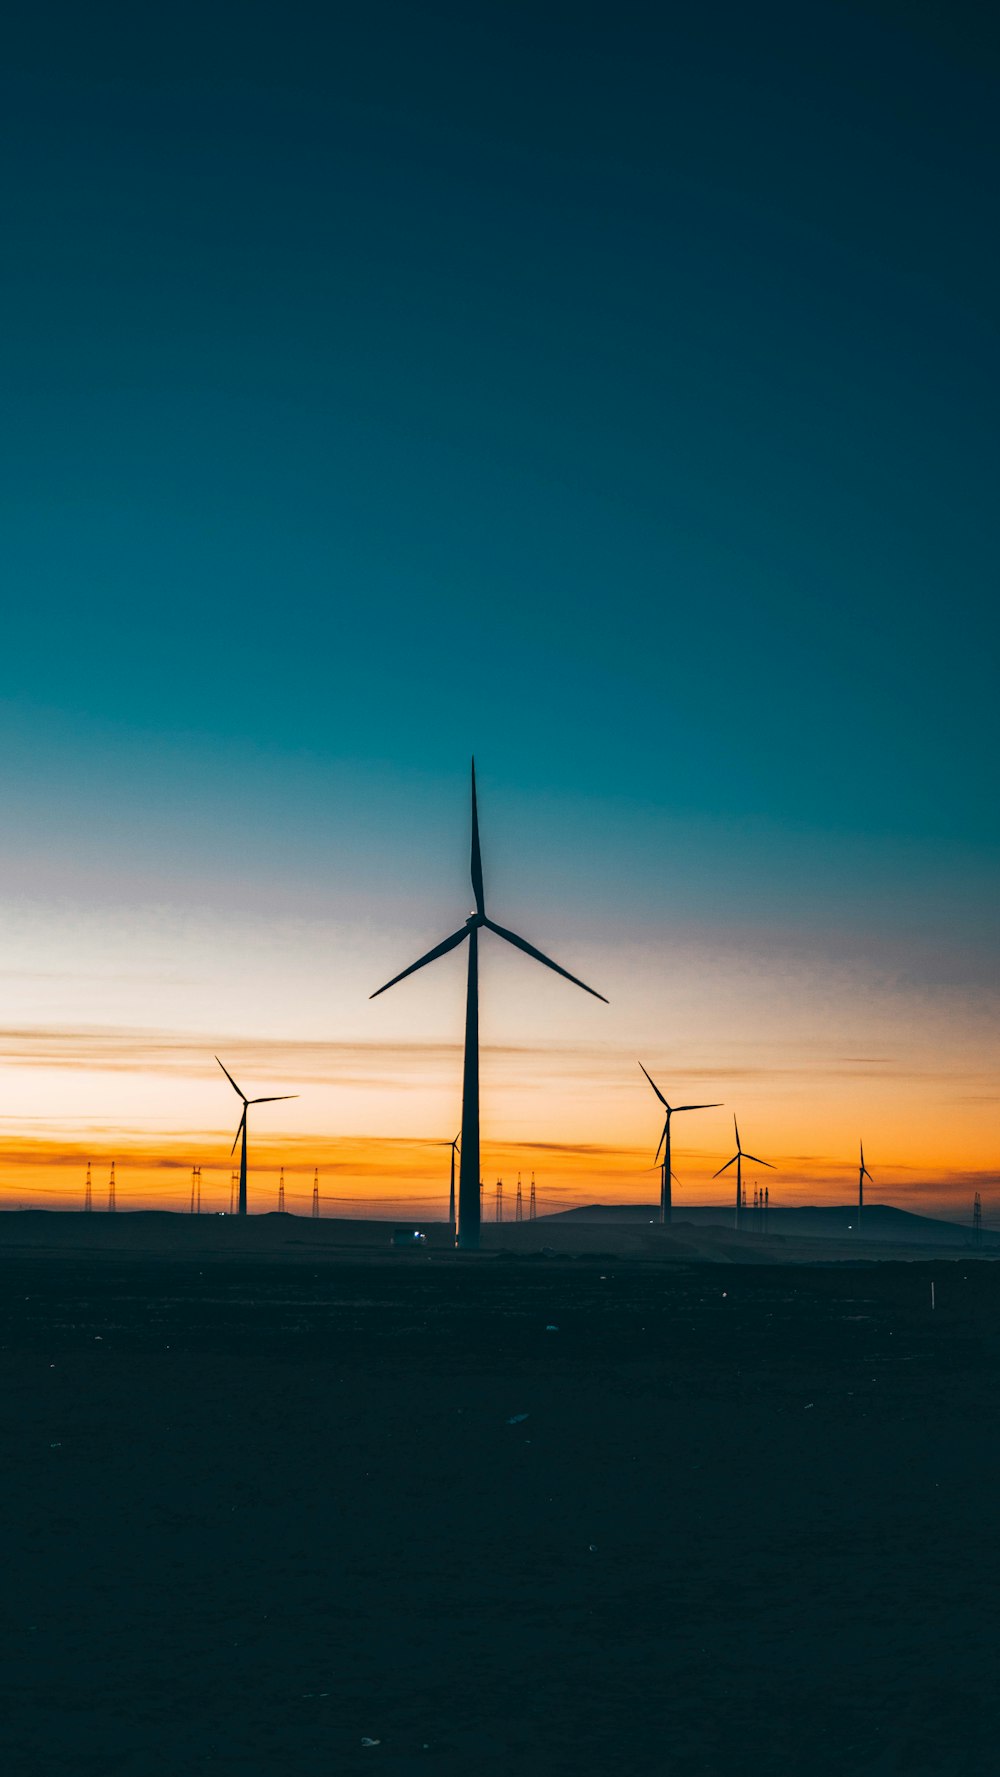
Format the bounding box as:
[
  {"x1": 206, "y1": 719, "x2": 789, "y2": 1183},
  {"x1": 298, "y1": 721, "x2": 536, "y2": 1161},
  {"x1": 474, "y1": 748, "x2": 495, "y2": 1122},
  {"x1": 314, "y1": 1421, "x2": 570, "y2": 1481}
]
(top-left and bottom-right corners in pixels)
[
  {"x1": 278, "y1": 1167, "x2": 285, "y2": 1213},
  {"x1": 764, "y1": 1184, "x2": 769, "y2": 1231},
  {"x1": 515, "y1": 1172, "x2": 523, "y2": 1221},
  {"x1": 312, "y1": 1168, "x2": 319, "y2": 1218},
  {"x1": 108, "y1": 1161, "x2": 116, "y2": 1212},
  {"x1": 84, "y1": 1161, "x2": 92, "y2": 1212},
  {"x1": 495, "y1": 1178, "x2": 503, "y2": 1223},
  {"x1": 742, "y1": 1181, "x2": 747, "y2": 1208},
  {"x1": 973, "y1": 1191, "x2": 983, "y2": 1249},
  {"x1": 529, "y1": 1172, "x2": 536, "y2": 1220},
  {"x1": 229, "y1": 1169, "x2": 237, "y2": 1214}
]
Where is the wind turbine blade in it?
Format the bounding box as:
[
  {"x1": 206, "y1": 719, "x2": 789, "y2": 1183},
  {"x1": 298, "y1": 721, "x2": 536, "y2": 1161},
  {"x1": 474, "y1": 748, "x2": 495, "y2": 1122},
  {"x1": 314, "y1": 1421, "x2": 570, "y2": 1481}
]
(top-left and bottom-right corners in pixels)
[
  {"x1": 712, "y1": 1155, "x2": 738, "y2": 1178},
  {"x1": 249, "y1": 1094, "x2": 299, "y2": 1104},
  {"x1": 483, "y1": 919, "x2": 608, "y2": 1002},
  {"x1": 673, "y1": 1103, "x2": 723, "y2": 1113},
  {"x1": 742, "y1": 1153, "x2": 774, "y2": 1169},
  {"x1": 638, "y1": 1062, "x2": 668, "y2": 1108},
  {"x1": 230, "y1": 1109, "x2": 246, "y2": 1156},
  {"x1": 216, "y1": 1056, "x2": 247, "y2": 1101},
  {"x1": 470, "y1": 757, "x2": 485, "y2": 918},
  {"x1": 733, "y1": 1115, "x2": 741, "y2": 1150},
  {"x1": 370, "y1": 926, "x2": 470, "y2": 998},
  {"x1": 654, "y1": 1124, "x2": 667, "y2": 1165}
]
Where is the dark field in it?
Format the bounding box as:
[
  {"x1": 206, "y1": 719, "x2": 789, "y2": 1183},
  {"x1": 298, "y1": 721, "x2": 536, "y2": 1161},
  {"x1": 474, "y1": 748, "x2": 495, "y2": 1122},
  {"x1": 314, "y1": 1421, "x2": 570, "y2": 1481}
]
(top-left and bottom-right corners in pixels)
[{"x1": 3, "y1": 1243, "x2": 999, "y2": 1776}]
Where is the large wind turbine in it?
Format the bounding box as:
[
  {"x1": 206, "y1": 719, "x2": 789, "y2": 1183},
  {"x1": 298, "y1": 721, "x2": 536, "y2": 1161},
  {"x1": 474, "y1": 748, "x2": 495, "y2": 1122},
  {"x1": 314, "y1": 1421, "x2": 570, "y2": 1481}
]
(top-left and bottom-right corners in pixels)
[
  {"x1": 371, "y1": 760, "x2": 607, "y2": 1251},
  {"x1": 216, "y1": 1058, "x2": 297, "y2": 1217},
  {"x1": 638, "y1": 1064, "x2": 721, "y2": 1225},
  {"x1": 713, "y1": 1116, "x2": 773, "y2": 1230},
  {"x1": 857, "y1": 1139, "x2": 873, "y2": 1230}
]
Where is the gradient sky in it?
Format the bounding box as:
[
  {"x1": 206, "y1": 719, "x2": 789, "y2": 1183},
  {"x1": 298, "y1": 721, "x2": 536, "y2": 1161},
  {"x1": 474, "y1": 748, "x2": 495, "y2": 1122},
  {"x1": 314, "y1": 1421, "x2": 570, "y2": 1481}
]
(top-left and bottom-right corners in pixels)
[{"x1": 1, "y1": 2, "x2": 997, "y2": 1216}]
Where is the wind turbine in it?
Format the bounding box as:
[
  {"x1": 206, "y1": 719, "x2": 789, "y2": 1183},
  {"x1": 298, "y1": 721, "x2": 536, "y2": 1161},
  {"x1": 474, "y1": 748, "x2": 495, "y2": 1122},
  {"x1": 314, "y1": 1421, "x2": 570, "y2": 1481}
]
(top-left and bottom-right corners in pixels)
[
  {"x1": 371, "y1": 760, "x2": 607, "y2": 1251},
  {"x1": 216, "y1": 1058, "x2": 297, "y2": 1217},
  {"x1": 713, "y1": 1116, "x2": 773, "y2": 1230},
  {"x1": 638, "y1": 1064, "x2": 721, "y2": 1224},
  {"x1": 857, "y1": 1139, "x2": 873, "y2": 1231},
  {"x1": 446, "y1": 1132, "x2": 460, "y2": 1229}
]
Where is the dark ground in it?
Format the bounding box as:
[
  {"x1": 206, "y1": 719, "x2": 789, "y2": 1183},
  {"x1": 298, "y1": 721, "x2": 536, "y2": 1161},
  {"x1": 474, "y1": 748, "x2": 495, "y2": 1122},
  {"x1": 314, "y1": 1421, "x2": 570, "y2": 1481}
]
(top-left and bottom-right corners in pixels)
[{"x1": 3, "y1": 1241, "x2": 999, "y2": 1776}]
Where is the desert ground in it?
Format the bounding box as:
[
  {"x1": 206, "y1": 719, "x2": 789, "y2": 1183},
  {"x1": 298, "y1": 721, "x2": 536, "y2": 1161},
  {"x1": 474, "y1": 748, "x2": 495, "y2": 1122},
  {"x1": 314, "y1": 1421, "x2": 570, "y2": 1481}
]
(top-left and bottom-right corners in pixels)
[{"x1": 3, "y1": 1215, "x2": 999, "y2": 1776}]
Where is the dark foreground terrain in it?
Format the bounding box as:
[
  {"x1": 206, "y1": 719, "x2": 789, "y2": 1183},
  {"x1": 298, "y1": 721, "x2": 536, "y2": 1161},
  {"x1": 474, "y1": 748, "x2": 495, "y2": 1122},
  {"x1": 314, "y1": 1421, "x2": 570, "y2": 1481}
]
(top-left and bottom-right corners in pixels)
[{"x1": 3, "y1": 1240, "x2": 999, "y2": 1776}]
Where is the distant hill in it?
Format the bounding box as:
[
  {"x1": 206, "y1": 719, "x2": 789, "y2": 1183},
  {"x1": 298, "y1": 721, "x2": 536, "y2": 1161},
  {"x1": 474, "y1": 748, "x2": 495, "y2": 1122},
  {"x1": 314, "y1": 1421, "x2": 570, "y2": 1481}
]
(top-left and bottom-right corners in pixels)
[{"x1": 540, "y1": 1202, "x2": 996, "y2": 1248}]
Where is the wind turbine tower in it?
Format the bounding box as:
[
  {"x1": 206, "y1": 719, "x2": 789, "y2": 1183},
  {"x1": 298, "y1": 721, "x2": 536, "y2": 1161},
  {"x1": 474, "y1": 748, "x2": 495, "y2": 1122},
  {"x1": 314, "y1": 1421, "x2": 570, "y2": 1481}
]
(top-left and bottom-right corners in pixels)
[
  {"x1": 713, "y1": 1118, "x2": 773, "y2": 1230},
  {"x1": 216, "y1": 1058, "x2": 297, "y2": 1217},
  {"x1": 84, "y1": 1162, "x2": 92, "y2": 1213},
  {"x1": 371, "y1": 761, "x2": 606, "y2": 1251},
  {"x1": 312, "y1": 1169, "x2": 320, "y2": 1218},
  {"x1": 858, "y1": 1140, "x2": 873, "y2": 1231},
  {"x1": 108, "y1": 1162, "x2": 116, "y2": 1212},
  {"x1": 639, "y1": 1066, "x2": 720, "y2": 1225}
]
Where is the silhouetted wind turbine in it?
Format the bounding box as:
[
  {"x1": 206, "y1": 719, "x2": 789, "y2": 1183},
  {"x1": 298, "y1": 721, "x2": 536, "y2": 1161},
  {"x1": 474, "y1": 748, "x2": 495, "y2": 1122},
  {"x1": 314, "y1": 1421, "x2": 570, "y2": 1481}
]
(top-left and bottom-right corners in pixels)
[
  {"x1": 446, "y1": 1132, "x2": 460, "y2": 1229},
  {"x1": 713, "y1": 1116, "x2": 773, "y2": 1230},
  {"x1": 857, "y1": 1139, "x2": 873, "y2": 1230},
  {"x1": 216, "y1": 1058, "x2": 297, "y2": 1217},
  {"x1": 371, "y1": 760, "x2": 607, "y2": 1251},
  {"x1": 638, "y1": 1064, "x2": 721, "y2": 1225}
]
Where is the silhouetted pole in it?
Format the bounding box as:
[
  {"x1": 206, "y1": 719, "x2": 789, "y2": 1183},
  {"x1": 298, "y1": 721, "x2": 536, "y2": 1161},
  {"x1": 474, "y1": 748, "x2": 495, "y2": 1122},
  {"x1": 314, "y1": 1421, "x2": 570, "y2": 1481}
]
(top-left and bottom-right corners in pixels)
[
  {"x1": 458, "y1": 924, "x2": 480, "y2": 1250},
  {"x1": 734, "y1": 1152, "x2": 741, "y2": 1230},
  {"x1": 764, "y1": 1183, "x2": 769, "y2": 1230},
  {"x1": 529, "y1": 1172, "x2": 536, "y2": 1219},
  {"x1": 196, "y1": 1166, "x2": 201, "y2": 1214},
  {"x1": 516, "y1": 1173, "x2": 523, "y2": 1220},
  {"x1": 84, "y1": 1162, "x2": 92, "y2": 1212},
  {"x1": 238, "y1": 1118, "x2": 248, "y2": 1217},
  {"x1": 661, "y1": 1117, "x2": 672, "y2": 1225},
  {"x1": 312, "y1": 1169, "x2": 319, "y2": 1218},
  {"x1": 495, "y1": 1178, "x2": 503, "y2": 1222},
  {"x1": 278, "y1": 1167, "x2": 285, "y2": 1212},
  {"x1": 108, "y1": 1161, "x2": 116, "y2": 1212},
  {"x1": 229, "y1": 1169, "x2": 236, "y2": 1214},
  {"x1": 191, "y1": 1166, "x2": 197, "y2": 1214}
]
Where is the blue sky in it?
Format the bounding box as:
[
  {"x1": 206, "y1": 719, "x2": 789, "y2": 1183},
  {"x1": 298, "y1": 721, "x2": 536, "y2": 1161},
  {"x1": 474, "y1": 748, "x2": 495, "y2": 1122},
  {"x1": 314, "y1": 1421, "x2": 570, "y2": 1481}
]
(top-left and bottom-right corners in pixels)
[{"x1": 0, "y1": 3, "x2": 997, "y2": 1208}]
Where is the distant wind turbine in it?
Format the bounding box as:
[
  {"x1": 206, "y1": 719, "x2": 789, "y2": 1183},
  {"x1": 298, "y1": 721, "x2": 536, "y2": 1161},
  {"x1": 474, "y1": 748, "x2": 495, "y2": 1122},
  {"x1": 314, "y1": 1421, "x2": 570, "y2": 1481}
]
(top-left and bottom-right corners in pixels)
[
  {"x1": 638, "y1": 1064, "x2": 721, "y2": 1225},
  {"x1": 216, "y1": 1057, "x2": 297, "y2": 1217},
  {"x1": 858, "y1": 1139, "x2": 873, "y2": 1230},
  {"x1": 371, "y1": 760, "x2": 607, "y2": 1250},
  {"x1": 446, "y1": 1132, "x2": 460, "y2": 1228},
  {"x1": 713, "y1": 1116, "x2": 773, "y2": 1230}
]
